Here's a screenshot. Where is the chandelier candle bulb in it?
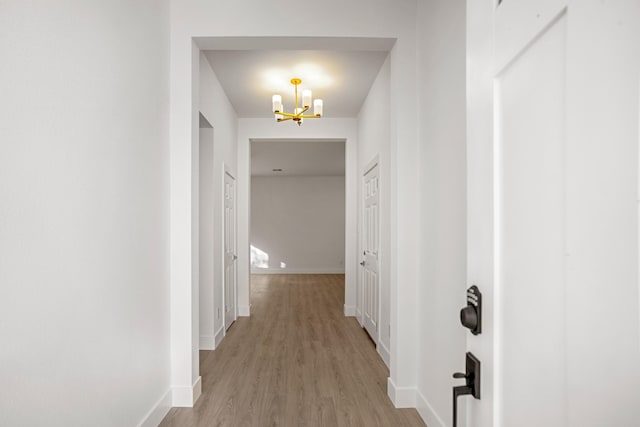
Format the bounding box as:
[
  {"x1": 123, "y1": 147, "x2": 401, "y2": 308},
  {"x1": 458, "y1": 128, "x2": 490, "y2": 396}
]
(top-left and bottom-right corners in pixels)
[
  {"x1": 272, "y1": 94, "x2": 282, "y2": 112},
  {"x1": 314, "y1": 99, "x2": 323, "y2": 117},
  {"x1": 302, "y1": 90, "x2": 312, "y2": 108}
]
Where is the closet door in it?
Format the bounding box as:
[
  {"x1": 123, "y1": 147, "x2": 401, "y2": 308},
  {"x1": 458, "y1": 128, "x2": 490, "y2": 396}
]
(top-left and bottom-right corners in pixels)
[{"x1": 361, "y1": 161, "x2": 380, "y2": 343}]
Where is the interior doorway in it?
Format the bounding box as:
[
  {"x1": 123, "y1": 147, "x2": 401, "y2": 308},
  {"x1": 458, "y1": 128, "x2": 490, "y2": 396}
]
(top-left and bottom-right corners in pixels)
[
  {"x1": 198, "y1": 113, "x2": 216, "y2": 350},
  {"x1": 249, "y1": 139, "x2": 346, "y2": 280}
]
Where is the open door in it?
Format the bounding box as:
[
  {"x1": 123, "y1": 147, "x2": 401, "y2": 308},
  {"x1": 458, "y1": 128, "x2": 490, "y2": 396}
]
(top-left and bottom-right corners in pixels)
[
  {"x1": 466, "y1": 1, "x2": 640, "y2": 426},
  {"x1": 361, "y1": 160, "x2": 380, "y2": 343},
  {"x1": 224, "y1": 169, "x2": 237, "y2": 331}
]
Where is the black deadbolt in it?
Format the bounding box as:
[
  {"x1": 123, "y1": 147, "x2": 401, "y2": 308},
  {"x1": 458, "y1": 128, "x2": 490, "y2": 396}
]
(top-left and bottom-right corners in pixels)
[
  {"x1": 460, "y1": 305, "x2": 478, "y2": 330},
  {"x1": 460, "y1": 285, "x2": 482, "y2": 335}
]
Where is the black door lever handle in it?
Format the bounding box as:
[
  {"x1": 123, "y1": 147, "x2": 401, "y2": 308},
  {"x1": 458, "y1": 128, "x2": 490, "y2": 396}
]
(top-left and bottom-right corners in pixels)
[
  {"x1": 453, "y1": 385, "x2": 473, "y2": 427},
  {"x1": 452, "y1": 353, "x2": 481, "y2": 427}
]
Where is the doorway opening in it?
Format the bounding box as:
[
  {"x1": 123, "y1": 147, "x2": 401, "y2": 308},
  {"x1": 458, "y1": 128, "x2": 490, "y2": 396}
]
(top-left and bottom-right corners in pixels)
[
  {"x1": 198, "y1": 113, "x2": 217, "y2": 351},
  {"x1": 249, "y1": 139, "x2": 346, "y2": 286}
]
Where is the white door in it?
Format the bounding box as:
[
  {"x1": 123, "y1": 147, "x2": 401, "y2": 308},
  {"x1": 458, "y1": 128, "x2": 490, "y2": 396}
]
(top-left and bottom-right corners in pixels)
[
  {"x1": 361, "y1": 161, "x2": 380, "y2": 343},
  {"x1": 467, "y1": 1, "x2": 640, "y2": 426},
  {"x1": 224, "y1": 170, "x2": 237, "y2": 330}
]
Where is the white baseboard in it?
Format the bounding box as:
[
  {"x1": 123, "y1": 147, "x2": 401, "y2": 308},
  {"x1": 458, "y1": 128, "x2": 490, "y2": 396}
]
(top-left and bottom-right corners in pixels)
[
  {"x1": 137, "y1": 389, "x2": 171, "y2": 427},
  {"x1": 356, "y1": 309, "x2": 362, "y2": 326},
  {"x1": 251, "y1": 268, "x2": 346, "y2": 275},
  {"x1": 416, "y1": 389, "x2": 446, "y2": 427},
  {"x1": 387, "y1": 377, "x2": 416, "y2": 408},
  {"x1": 344, "y1": 304, "x2": 356, "y2": 316},
  {"x1": 377, "y1": 340, "x2": 391, "y2": 369},
  {"x1": 238, "y1": 305, "x2": 250, "y2": 317},
  {"x1": 172, "y1": 376, "x2": 202, "y2": 407},
  {"x1": 214, "y1": 326, "x2": 225, "y2": 348},
  {"x1": 193, "y1": 376, "x2": 202, "y2": 402},
  {"x1": 200, "y1": 335, "x2": 215, "y2": 350}
]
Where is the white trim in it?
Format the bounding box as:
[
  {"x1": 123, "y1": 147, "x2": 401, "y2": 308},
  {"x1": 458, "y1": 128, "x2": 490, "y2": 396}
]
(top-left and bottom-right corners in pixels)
[
  {"x1": 356, "y1": 308, "x2": 362, "y2": 326},
  {"x1": 416, "y1": 389, "x2": 446, "y2": 427},
  {"x1": 193, "y1": 376, "x2": 202, "y2": 403},
  {"x1": 638, "y1": 71, "x2": 640, "y2": 351},
  {"x1": 251, "y1": 268, "x2": 346, "y2": 275},
  {"x1": 193, "y1": 376, "x2": 202, "y2": 402},
  {"x1": 172, "y1": 376, "x2": 202, "y2": 407},
  {"x1": 199, "y1": 335, "x2": 215, "y2": 350},
  {"x1": 137, "y1": 389, "x2": 171, "y2": 427},
  {"x1": 238, "y1": 305, "x2": 250, "y2": 317},
  {"x1": 344, "y1": 304, "x2": 356, "y2": 316},
  {"x1": 377, "y1": 340, "x2": 390, "y2": 369},
  {"x1": 214, "y1": 325, "x2": 225, "y2": 348},
  {"x1": 387, "y1": 377, "x2": 416, "y2": 408}
]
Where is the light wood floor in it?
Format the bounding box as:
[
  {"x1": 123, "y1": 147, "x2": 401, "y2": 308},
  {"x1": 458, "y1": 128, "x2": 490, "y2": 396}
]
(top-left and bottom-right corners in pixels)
[{"x1": 160, "y1": 274, "x2": 426, "y2": 427}]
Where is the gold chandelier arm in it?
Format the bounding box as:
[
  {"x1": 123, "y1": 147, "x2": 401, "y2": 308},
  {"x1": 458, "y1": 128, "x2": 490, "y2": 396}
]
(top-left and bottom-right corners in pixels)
[
  {"x1": 277, "y1": 117, "x2": 293, "y2": 122},
  {"x1": 278, "y1": 106, "x2": 309, "y2": 118},
  {"x1": 298, "y1": 113, "x2": 322, "y2": 119}
]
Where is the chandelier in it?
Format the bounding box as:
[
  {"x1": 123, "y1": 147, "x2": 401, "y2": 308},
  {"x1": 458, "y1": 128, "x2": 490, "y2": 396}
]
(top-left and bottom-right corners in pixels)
[{"x1": 272, "y1": 78, "x2": 323, "y2": 126}]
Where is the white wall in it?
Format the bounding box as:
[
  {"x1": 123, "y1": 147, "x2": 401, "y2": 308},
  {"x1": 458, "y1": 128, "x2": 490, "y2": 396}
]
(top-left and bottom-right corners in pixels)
[
  {"x1": 170, "y1": 0, "x2": 419, "y2": 410},
  {"x1": 251, "y1": 176, "x2": 345, "y2": 274},
  {"x1": 357, "y1": 55, "x2": 392, "y2": 367},
  {"x1": 0, "y1": 1, "x2": 172, "y2": 426},
  {"x1": 415, "y1": 1, "x2": 467, "y2": 426},
  {"x1": 198, "y1": 54, "x2": 238, "y2": 351}
]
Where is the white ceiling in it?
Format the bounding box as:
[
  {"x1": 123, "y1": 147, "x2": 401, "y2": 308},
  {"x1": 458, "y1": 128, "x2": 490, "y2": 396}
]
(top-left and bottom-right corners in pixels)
[
  {"x1": 203, "y1": 40, "x2": 390, "y2": 177},
  {"x1": 251, "y1": 139, "x2": 345, "y2": 177},
  {"x1": 204, "y1": 50, "x2": 389, "y2": 118}
]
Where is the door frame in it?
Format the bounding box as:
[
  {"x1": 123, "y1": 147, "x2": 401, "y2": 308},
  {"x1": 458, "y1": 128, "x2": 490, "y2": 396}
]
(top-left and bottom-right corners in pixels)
[{"x1": 169, "y1": 33, "x2": 420, "y2": 409}]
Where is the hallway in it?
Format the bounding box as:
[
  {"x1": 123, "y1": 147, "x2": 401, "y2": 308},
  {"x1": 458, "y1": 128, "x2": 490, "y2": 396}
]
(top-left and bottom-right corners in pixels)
[{"x1": 160, "y1": 274, "x2": 425, "y2": 426}]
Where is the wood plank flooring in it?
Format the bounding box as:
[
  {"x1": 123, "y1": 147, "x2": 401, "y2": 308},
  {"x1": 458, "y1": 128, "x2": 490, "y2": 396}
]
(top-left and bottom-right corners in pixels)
[{"x1": 160, "y1": 274, "x2": 426, "y2": 427}]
